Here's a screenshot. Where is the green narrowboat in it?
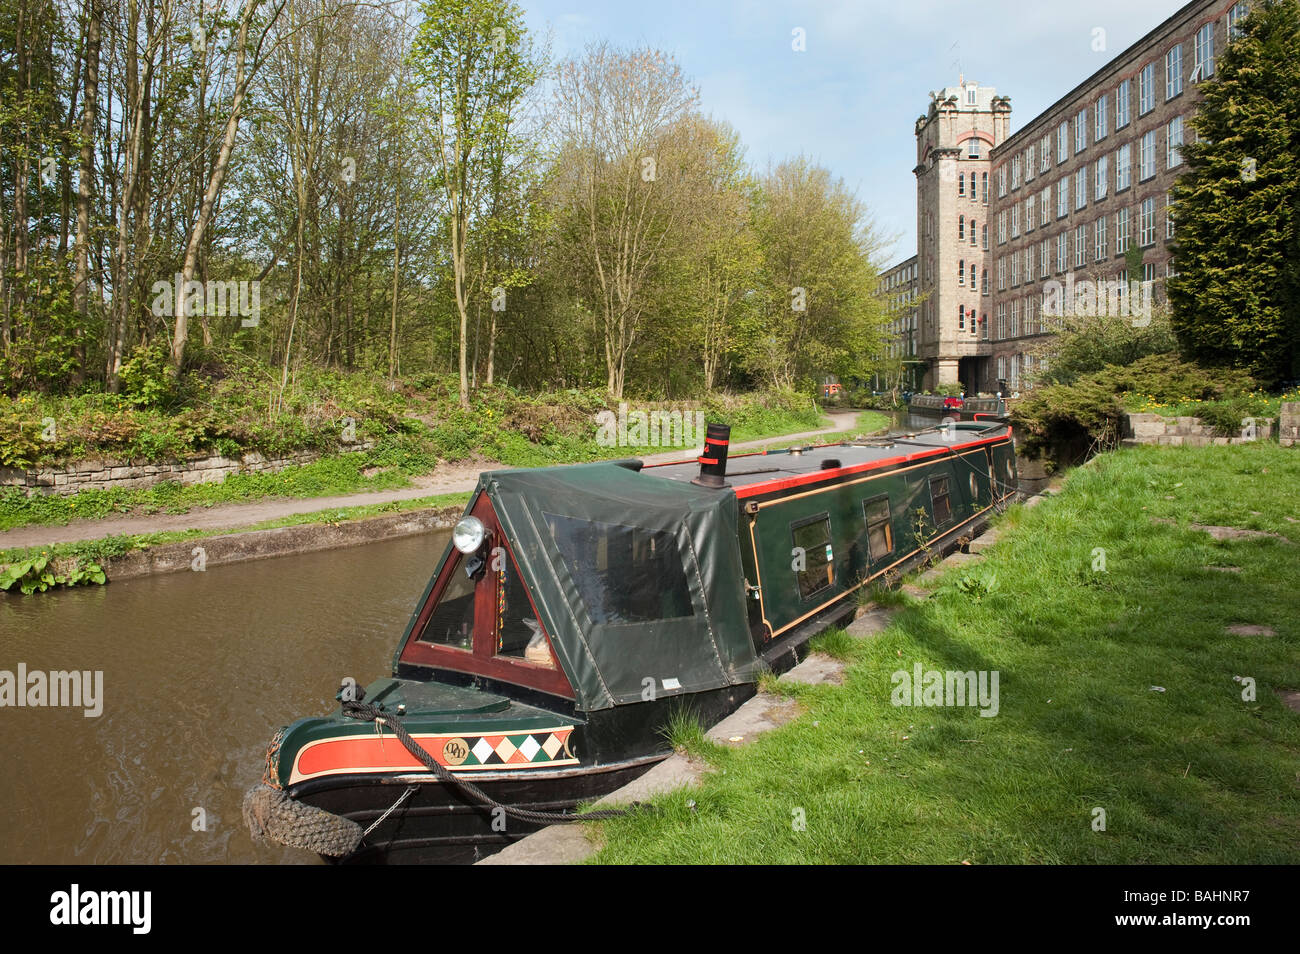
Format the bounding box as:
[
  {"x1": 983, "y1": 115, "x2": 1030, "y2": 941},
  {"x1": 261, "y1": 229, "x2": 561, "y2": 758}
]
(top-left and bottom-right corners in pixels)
[
  {"x1": 908, "y1": 393, "x2": 1008, "y2": 422},
  {"x1": 244, "y1": 420, "x2": 1018, "y2": 864}
]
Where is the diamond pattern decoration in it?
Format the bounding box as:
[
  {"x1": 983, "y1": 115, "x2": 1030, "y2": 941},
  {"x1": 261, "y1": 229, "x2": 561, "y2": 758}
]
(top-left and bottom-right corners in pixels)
[
  {"x1": 518, "y1": 735, "x2": 541, "y2": 761},
  {"x1": 424, "y1": 727, "x2": 576, "y2": 770}
]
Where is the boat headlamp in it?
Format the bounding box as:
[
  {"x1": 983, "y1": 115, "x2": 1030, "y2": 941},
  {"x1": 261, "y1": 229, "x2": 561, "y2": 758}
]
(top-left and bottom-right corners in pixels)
[{"x1": 452, "y1": 516, "x2": 486, "y2": 555}]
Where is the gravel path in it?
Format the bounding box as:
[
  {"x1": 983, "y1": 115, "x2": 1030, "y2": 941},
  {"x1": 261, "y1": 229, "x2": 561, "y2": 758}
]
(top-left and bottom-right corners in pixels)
[{"x1": 0, "y1": 410, "x2": 873, "y2": 551}]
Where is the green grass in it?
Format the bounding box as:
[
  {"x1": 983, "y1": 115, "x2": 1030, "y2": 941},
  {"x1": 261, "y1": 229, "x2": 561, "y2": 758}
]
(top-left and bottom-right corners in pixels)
[{"x1": 589, "y1": 442, "x2": 1300, "y2": 864}]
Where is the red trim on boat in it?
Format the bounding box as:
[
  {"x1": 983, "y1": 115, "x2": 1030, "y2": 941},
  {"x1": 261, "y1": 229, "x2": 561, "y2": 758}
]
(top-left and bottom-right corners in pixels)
[{"x1": 734, "y1": 434, "x2": 1010, "y2": 500}]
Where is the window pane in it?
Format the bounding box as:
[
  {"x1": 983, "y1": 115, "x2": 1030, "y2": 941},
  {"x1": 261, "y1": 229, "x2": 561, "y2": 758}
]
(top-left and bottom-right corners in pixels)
[
  {"x1": 864, "y1": 496, "x2": 893, "y2": 561},
  {"x1": 792, "y1": 515, "x2": 834, "y2": 600},
  {"x1": 930, "y1": 476, "x2": 952, "y2": 526},
  {"x1": 496, "y1": 552, "x2": 555, "y2": 667},
  {"x1": 419, "y1": 554, "x2": 476, "y2": 650},
  {"x1": 544, "y1": 512, "x2": 694, "y2": 624}
]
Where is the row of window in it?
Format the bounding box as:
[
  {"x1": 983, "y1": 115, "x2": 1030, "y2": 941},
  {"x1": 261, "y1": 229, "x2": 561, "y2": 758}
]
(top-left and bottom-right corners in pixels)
[
  {"x1": 994, "y1": 261, "x2": 1180, "y2": 343},
  {"x1": 994, "y1": 8, "x2": 1247, "y2": 199},
  {"x1": 996, "y1": 352, "x2": 1043, "y2": 388},
  {"x1": 997, "y1": 119, "x2": 1182, "y2": 244},
  {"x1": 995, "y1": 196, "x2": 1175, "y2": 290},
  {"x1": 957, "y1": 171, "x2": 990, "y2": 204},
  {"x1": 794, "y1": 476, "x2": 982, "y2": 600},
  {"x1": 880, "y1": 262, "x2": 917, "y2": 292}
]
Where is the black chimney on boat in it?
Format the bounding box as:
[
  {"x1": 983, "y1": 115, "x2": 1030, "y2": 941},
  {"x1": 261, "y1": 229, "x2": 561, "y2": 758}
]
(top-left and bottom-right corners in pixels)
[{"x1": 692, "y1": 423, "x2": 731, "y2": 488}]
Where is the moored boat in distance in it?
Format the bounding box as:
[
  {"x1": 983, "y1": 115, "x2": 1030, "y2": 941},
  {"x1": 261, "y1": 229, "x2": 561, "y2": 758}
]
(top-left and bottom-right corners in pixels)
[
  {"x1": 244, "y1": 420, "x2": 1018, "y2": 864},
  {"x1": 908, "y1": 393, "x2": 1007, "y2": 422}
]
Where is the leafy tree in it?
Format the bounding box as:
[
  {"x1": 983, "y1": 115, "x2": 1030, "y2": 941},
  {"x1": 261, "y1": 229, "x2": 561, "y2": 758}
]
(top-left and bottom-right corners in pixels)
[
  {"x1": 410, "y1": 0, "x2": 540, "y2": 408},
  {"x1": 1168, "y1": 0, "x2": 1300, "y2": 387}
]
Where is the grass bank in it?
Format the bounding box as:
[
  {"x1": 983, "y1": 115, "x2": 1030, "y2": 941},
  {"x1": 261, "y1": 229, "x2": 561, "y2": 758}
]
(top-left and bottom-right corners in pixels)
[{"x1": 590, "y1": 443, "x2": 1300, "y2": 864}]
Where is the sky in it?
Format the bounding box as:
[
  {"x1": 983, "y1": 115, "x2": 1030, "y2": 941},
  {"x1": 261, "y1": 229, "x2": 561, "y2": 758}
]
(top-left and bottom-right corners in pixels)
[{"x1": 520, "y1": 0, "x2": 1192, "y2": 267}]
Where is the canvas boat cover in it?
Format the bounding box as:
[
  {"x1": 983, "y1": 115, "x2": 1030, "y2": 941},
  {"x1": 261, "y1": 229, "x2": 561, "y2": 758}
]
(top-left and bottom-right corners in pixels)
[{"x1": 478, "y1": 460, "x2": 761, "y2": 712}]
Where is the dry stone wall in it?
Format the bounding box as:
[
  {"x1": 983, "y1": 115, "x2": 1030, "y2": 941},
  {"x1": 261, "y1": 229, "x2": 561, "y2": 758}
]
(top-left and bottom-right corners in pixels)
[{"x1": 0, "y1": 442, "x2": 374, "y2": 496}]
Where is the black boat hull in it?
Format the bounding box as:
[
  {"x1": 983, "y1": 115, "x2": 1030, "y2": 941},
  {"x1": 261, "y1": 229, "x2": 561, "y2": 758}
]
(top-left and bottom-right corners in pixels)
[{"x1": 292, "y1": 756, "x2": 664, "y2": 864}]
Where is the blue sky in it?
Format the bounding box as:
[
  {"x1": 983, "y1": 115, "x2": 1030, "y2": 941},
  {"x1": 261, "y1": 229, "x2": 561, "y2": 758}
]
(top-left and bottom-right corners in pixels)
[{"x1": 521, "y1": 0, "x2": 1189, "y2": 266}]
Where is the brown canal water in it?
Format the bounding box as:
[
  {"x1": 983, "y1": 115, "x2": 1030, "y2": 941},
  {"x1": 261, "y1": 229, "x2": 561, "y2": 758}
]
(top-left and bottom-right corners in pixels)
[{"x1": 0, "y1": 531, "x2": 450, "y2": 864}]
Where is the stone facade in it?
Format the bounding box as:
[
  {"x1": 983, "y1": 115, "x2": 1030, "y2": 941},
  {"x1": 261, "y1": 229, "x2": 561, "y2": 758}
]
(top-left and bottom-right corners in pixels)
[
  {"x1": 911, "y1": 82, "x2": 1011, "y2": 388},
  {"x1": 0, "y1": 443, "x2": 374, "y2": 496},
  {"x1": 888, "y1": 0, "x2": 1254, "y2": 395},
  {"x1": 876, "y1": 256, "x2": 920, "y2": 388},
  {"x1": 1122, "y1": 412, "x2": 1272, "y2": 447}
]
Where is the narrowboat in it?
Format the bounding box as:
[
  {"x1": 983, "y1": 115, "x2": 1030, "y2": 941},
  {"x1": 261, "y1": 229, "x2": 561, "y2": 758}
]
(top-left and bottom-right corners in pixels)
[
  {"x1": 908, "y1": 393, "x2": 1007, "y2": 422},
  {"x1": 244, "y1": 420, "x2": 1018, "y2": 864}
]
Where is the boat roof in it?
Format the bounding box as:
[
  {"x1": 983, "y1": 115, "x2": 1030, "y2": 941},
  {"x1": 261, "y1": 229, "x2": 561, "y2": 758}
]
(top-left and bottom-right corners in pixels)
[
  {"x1": 643, "y1": 421, "x2": 1012, "y2": 499},
  {"x1": 468, "y1": 421, "x2": 1011, "y2": 712}
]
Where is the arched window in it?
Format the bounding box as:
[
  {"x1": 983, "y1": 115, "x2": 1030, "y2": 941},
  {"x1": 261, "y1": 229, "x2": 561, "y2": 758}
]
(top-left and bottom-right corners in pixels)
[
  {"x1": 967, "y1": 138, "x2": 981, "y2": 158},
  {"x1": 959, "y1": 216, "x2": 965, "y2": 240},
  {"x1": 970, "y1": 219, "x2": 977, "y2": 245},
  {"x1": 981, "y1": 172, "x2": 989, "y2": 204},
  {"x1": 958, "y1": 173, "x2": 966, "y2": 197},
  {"x1": 958, "y1": 305, "x2": 965, "y2": 329},
  {"x1": 959, "y1": 259, "x2": 965, "y2": 285}
]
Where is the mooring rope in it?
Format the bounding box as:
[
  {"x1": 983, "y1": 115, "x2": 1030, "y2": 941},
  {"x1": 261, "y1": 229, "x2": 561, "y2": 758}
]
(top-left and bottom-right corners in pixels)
[{"x1": 341, "y1": 700, "x2": 638, "y2": 825}]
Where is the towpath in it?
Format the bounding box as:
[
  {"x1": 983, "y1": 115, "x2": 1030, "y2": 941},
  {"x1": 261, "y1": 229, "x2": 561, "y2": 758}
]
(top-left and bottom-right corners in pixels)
[{"x1": 0, "y1": 410, "x2": 877, "y2": 551}]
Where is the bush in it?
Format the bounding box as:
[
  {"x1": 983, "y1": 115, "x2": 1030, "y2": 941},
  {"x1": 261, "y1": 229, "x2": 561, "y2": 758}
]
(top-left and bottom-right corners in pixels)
[
  {"x1": 1030, "y1": 304, "x2": 1179, "y2": 387},
  {"x1": 1013, "y1": 355, "x2": 1257, "y2": 462},
  {"x1": 118, "y1": 340, "x2": 179, "y2": 409}
]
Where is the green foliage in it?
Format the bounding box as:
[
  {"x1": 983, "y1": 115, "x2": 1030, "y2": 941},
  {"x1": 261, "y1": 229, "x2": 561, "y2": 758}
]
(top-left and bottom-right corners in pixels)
[
  {"x1": 1031, "y1": 304, "x2": 1179, "y2": 387},
  {"x1": 118, "y1": 340, "x2": 179, "y2": 409},
  {"x1": 1168, "y1": 0, "x2": 1300, "y2": 387},
  {"x1": 1013, "y1": 354, "x2": 1257, "y2": 460},
  {"x1": 0, "y1": 553, "x2": 105, "y2": 595},
  {"x1": 947, "y1": 570, "x2": 999, "y2": 601}
]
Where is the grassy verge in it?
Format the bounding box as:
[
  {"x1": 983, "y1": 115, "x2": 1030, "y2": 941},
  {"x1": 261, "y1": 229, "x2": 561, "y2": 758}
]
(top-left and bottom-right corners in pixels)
[{"x1": 590, "y1": 443, "x2": 1300, "y2": 864}]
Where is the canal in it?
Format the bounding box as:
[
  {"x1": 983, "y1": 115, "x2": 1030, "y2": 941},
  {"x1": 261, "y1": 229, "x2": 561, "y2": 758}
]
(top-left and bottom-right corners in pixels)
[
  {"x1": 0, "y1": 412, "x2": 1014, "y2": 864},
  {"x1": 0, "y1": 532, "x2": 449, "y2": 864}
]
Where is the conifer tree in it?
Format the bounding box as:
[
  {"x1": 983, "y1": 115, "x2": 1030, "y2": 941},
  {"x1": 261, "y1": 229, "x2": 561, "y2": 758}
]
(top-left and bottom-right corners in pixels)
[{"x1": 1167, "y1": 0, "x2": 1300, "y2": 387}]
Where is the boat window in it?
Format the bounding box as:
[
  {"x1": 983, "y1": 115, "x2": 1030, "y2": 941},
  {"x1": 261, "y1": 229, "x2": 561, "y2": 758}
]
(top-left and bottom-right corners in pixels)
[
  {"x1": 791, "y1": 513, "x2": 834, "y2": 600},
  {"x1": 864, "y1": 495, "x2": 893, "y2": 562},
  {"x1": 969, "y1": 471, "x2": 979, "y2": 503},
  {"x1": 930, "y1": 475, "x2": 953, "y2": 526},
  {"x1": 496, "y1": 553, "x2": 555, "y2": 668},
  {"x1": 417, "y1": 553, "x2": 476, "y2": 651},
  {"x1": 543, "y1": 513, "x2": 694, "y2": 625}
]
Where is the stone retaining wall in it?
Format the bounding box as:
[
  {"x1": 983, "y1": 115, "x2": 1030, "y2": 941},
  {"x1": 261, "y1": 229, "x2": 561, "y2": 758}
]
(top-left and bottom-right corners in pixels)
[
  {"x1": 101, "y1": 504, "x2": 460, "y2": 581},
  {"x1": 0, "y1": 442, "x2": 374, "y2": 496},
  {"x1": 1280, "y1": 402, "x2": 1299, "y2": 447},
  {"x1": 1122, "y1": 414, "x2": 1275, "y2": 447}
]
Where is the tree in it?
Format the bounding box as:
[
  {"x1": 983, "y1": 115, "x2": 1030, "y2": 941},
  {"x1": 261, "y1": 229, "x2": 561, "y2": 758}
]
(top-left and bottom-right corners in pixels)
[
  {"x1": 410, "y1": 0, "x2": 539, "y2": 408},
  {"x1": 1168, "y1": 0, "x2": 1300, "y2": 387},
  {"x1": 550, "y1": 44, "x2": 699, "y2": 399},
  {"x1": 739, "y1": 157, "x2": 887, "y2": 390}
]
